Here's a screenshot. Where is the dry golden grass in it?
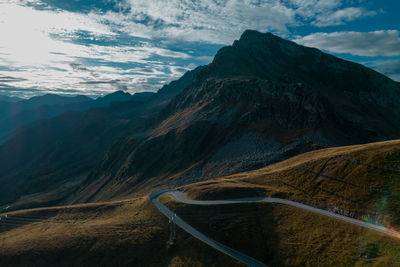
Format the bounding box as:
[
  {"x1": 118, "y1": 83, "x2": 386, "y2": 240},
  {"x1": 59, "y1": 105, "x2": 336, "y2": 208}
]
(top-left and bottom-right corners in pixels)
[
  {"x1": 1, "y1": 197, "x2": 159, "y2": 257},
  {"x1": 151, "y1": 103, "x2": 208, "y2": 138},
  {"x1": 156, "y1": 139, "x2": 400, "y2": 266},
  {"x1": 183, "y1": 140, "x2": 400, "y2": 219},
  {"x1": 0, "y1": 196, "x2": 243, "y2": 266},
  {"x1": 163, "y1": 196, "x2": 400, "y2": 266}
]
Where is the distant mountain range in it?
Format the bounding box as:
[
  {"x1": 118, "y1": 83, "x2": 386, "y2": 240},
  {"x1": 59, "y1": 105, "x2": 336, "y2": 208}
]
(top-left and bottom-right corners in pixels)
[
  {"x1": 0, "y1": 91, "x2": 154, "y2": 144},
  {"x1": 0, "y1": 95, "x2": 23, "y2": 103},
  {"x1": 0, "y1": 30, "x2": 399, "y2": 210}
]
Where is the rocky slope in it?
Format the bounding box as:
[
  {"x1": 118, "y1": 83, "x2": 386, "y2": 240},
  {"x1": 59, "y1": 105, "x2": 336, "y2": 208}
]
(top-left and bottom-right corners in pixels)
[
  {"x1": 76, "y1": 30, "x2": 400, "y2": 202},
  {"x1": 0, "y1": 68, "x2": 199, "y2": 210},
  {"x1": 0, "y1": 30, "x2": 400, "y2": 209}
]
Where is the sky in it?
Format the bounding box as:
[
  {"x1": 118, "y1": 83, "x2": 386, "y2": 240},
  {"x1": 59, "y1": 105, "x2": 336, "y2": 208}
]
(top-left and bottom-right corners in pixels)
[{"x1": 0, "y1": 0, "x2": 399, "y2": 98}]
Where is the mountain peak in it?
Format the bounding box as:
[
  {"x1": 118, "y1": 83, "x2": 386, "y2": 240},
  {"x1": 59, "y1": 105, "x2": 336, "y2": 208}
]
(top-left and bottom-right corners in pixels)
[
  {"x1": 237, "y1": 30, "x2": 277, "y2": 43},
  {"x1": 26, "y1": 93, "x2": 92, "y2": 107},
  {"x1": 207, "y1": 29, "x2": 397, "y2": 87},
  {"x1": 234, "y1": 30, "x2": 293, "y2": 53},
  {"x1": 238, "y1": 29, "x2": 265, "y2": 40},
  {"x1": 108, "y1": 90, "x2": 129, "y2": 96},
  {"x1": 206, "y1": 30, "x2": 311, "y2": 80},
  {"x1": 179, "y1": 29, "x2": 400, "y2": 118},
  {"x1": 97, "y1": 90, "x2": 132, "y2": 103}
]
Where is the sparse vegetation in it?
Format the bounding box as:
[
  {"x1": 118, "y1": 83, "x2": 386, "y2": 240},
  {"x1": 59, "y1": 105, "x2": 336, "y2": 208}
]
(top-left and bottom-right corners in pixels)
[
  {"x1": 0, "y1": 197, "x2": 241, "y2": 266},
  {"x1": 183, "y1": 140, "x2": 400, "y2": 226},
  {"x1": 162, "y1": 194, "x2": 400, "y2": 266}
]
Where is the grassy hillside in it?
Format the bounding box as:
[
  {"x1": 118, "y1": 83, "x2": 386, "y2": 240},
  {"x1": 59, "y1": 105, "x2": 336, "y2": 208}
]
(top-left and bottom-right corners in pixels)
[
  {"x1": 157, "y1": 140, "x2": 400, "y2": 266},
  {"x1": 0, "y1": 198, "x2": 240, "y2": 267},
  {"x1": 162, "y1": 197, "x2": 400, "y2": 266},
  {"x1": 183, "y1": 139, "x2": 400, "y2": 227}
]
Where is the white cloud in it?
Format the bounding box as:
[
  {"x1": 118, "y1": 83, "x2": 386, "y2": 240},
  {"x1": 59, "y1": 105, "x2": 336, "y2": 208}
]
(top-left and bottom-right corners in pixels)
[
  {"x1": 287, "y1": 0, "x2": 343, "y2": 19},
  {"x1": 367, "y1": 59, "x2": 400, "y2": 81},
  {"x1": 313, "y1": 7, "x2": 377, "y2": 27},
  {"x1": 294, "y1": 30, "x2": 400, "y2": 57},
  {"x1": 0, "y1": 1, "x2": 196, "y2": 97},
  {"x1": 284, "y1": 0, "x2": 378, "y2": 27},
  {"x1": 94, "y1": 0, "x2": 380, "y2": 43},
  {"x1": 0, "y1": 2, "x2": 113, "y2": 66},
  {"x1": 94, "y1": 0, "x2": 296, "y2": 44}
]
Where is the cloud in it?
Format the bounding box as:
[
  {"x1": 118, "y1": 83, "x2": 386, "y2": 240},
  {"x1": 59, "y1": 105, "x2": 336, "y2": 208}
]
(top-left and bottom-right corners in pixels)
[
  {"x1": 287, "y1": 0, "x2": 343, "y2": 19},
  {"x1": 313, "y1": 7, "x2": 377, "y2": 27},
  {"x1": 0, "y1": 74, "x2": 27, "y2": 83},
  {"x1": 367, "y1": 60, "x2": 400, "y2": 81},
  {"x1": 294, "y1": 30, "x2": 400, "y2": 57},
  {"x1": 96, "y1": 0, "x2": 296, "y2": 44},
  {"x1": 0, "y1": 1, "x2": 202, "y2": 97},
  {"x1": 0, "y1": 2, "x2": 114, "y2": 67},
  {"x1": 70, "y1": 63, "x2": 89, "y2": 72},
  {"x1": 80, "y1": 80, "x2": 120, "y2": 84},
  {"x1": 131, "y1": 68, "x2": 155, "y2": 74}
]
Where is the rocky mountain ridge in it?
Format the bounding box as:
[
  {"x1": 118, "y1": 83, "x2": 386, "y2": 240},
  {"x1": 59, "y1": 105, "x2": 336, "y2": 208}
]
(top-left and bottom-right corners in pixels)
[{"x1": 76, "y1": 30, "x2": 400, "y2": 202}]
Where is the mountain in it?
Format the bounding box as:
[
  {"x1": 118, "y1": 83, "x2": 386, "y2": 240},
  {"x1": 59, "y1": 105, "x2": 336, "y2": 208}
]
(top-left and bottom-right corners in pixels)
[
  {"x1": 1, "y1": 30, "x2": 400, "y2": 210},
  {"x1": 0, "y1": 95, "x2": 23, "y2": 103},
  {"x1": 95, "y1": 90, "x2": 154, "y2": 106},
  {"x1": 0, "y1": 78, "x2": 189, "y2": 209},
  {"x1": 0, "y1": 94, "x2": 91, "y2": 143},
  {"x1": 0, "y1": 91, "x2": 154, "y2": 144},
  {"x1": 155, "y1": 66, "x2": 206, "y2": 101},
  {"x1": 22, "y1": 94, "x2": 92, "y2": 108},
  {"x1": 78, "y1": 30, "x2": 400, "y2": 201}
]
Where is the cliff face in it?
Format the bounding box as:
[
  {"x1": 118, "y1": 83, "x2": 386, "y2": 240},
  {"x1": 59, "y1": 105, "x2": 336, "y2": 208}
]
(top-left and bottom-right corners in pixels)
[{"x1": 1, "y1": 30, "x2": 400, "y2": 208}]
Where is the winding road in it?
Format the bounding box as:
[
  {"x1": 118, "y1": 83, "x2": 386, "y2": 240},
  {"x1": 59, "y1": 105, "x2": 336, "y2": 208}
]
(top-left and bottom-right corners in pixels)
[{"x1": 149, "y1": 190, "x2": 400, "y2": 267}]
